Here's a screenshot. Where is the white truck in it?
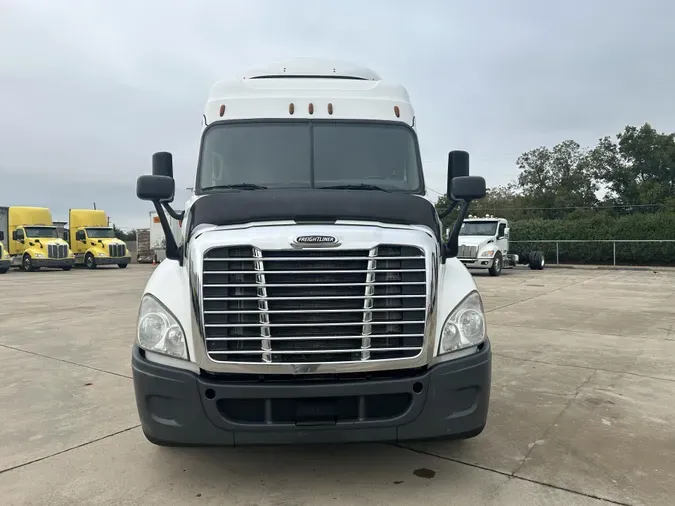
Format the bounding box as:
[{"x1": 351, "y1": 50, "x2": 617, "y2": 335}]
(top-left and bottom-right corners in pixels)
[
  {"x1": 457, "y1": 215, "x2": 545, "y2": 276},
  {"x1": 131, "y1": 58, "x2": 492, "y2": 447}
]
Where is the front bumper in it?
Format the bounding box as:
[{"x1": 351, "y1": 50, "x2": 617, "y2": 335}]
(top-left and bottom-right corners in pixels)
[
  {"x1": 459, "y1": 257, "x2": 494, "y2": 269},
  {"x1": 33, "y1": 258, "x2": 75, "y2": 268},
  {"x1": 132, "y1": 340, "x2": 491, "y2": 446},
  {"x1": 94, "y1": 256, "x2": 130, "y2": 266}
]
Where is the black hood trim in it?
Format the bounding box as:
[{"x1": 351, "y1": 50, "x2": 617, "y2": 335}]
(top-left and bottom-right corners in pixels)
[{"x1": 187, "y1": 190, "x2": 441, "y2": 241}]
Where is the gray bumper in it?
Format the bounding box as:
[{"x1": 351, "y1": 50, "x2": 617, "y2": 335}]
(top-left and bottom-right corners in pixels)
[
  {"x1": 33, "y1": 258, "x2": 75, "y2": 268},
  {"x1": 132, "y1": 341, "x2": 491, "y2": 446},
  {"x1": 460, "y1": 257, "x2": 494, "y2": 269},
  {"x1": 94, "y1": 257, "x2": 130, "y2": 266}
]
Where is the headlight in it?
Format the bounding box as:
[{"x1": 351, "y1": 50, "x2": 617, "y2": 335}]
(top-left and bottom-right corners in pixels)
[
  {"x1": 97, "y1": 252, "x2": 107, "y2": 257},
  {"x1": 439, "y1": 291, "x2": 486, "y2": 354},
  {"x1": 34, "y1": 253, "x2": 45, "y2": 258},
  {"x1": 137, "y1": 295, "x2": 188, "y2": 359},
  {"x1": 479, "y1": 250, "x2": 495, "y2": 257}
]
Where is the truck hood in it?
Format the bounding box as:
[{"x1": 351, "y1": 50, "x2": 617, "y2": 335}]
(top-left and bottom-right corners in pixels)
[
  {"x1": 30, "y1": 238, "x2": 69, "y2": 247},
  {"x1": 458, "y1": 236, "x2": 494, "y2": 248}
]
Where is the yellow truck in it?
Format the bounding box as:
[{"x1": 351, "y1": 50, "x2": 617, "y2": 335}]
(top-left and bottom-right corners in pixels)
[
  {"x1": 0, "y1": 240, "x2": 9, "y2": 274},
  {"x1": 0, "y1": 206, "x2": 75, "y2": 271},
  {"x1": 67, "y1": 209, "x2": 130, "y2": 269}
]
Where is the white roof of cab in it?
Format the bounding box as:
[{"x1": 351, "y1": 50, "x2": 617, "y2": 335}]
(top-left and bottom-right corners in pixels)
[
  {"x1": 242, "y1": 57, "x2": 382, "y2": 81},
  {"x1": 204, "y1": 58, "x2": 414, "y2": 126}
]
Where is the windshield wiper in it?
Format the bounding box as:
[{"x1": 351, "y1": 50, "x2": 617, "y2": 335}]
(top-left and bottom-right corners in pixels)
[
  {"x1": 202, "y1": 183, "x2": 267, "y2": 191},
  {"x1": 320, "y1": 184, "x2": 389, "y2": 192}
]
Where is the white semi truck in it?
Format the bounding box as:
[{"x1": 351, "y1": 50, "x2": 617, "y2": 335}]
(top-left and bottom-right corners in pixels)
[
  {"x1": 131, "y1": 58, "x2": 492, "y2": 446},
  {"x1": 457, "y1": 215, "x2": 545, "y2": 276}
]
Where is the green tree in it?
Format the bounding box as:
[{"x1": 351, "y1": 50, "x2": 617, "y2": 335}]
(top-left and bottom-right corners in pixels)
[
  {"x1": 516, "y1": 140, "x2": 599, "y2": 218},
  {"x1": 592, "y1": 123, "x2": 675, "y2": 211}
]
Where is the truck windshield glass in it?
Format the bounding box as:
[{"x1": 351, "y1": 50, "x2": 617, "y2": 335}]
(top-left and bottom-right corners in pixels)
[
  {"x1": 86, "y1": 228, "x2": 115, "y2": 239},
  {"x1": 459, "y1": 222, "x2": 498, "y2": 236},
  {"x1": 198, "y1": 121, "x2": 422, "y2": 192},
  {"x1": 24, "y1": 227, "x2": 59, "y2": 239}
]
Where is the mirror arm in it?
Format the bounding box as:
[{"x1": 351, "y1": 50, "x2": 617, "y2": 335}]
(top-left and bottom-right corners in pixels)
[
  {"x1": 437, "y1": 200, "x2": 459, "y2": 220},
  {"x1": 153, "y1": 201, "x2": 182, "y2": 264},
  {"x1": 441, "y1": 200, "x2": 471, "y2": 264},
  {"x1": 162, "y1": 202, "x2": 184, "y2": 221}
]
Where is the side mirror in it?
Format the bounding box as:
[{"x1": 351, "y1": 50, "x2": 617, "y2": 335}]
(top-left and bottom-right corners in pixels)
[
  {"x1": 0, "y1": 231, "x2": 3, "y2": 241},
  {"x1": 504, "y1": 227, "x2": 510, "y2": 238},
  {"x1": 450, "y1": 176, "x2": 486, "y2": 201},
  {"x1": 152, "y1": 152, "x2": 174, "y2": 179},
  {"x1": 447, "y1": 150, "x2": 470, "y2": 199},
  {"x1": 137, "y1": 175, "x2": 175, "y2": 203}
]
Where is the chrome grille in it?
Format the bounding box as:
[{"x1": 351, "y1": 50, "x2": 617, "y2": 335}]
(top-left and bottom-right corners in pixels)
[
  {"x1": 47, "y1": 244, "x2": 68, "y2": 259},
  {"x1": 201, "y1": 245, "x2": 427, "y2": 364},
  {"x1": 458, "y1": 244, "x2": 478, "y2": 259},
  {"x1": 109, "y1": 244, "x2": 125, "y2": 257}
]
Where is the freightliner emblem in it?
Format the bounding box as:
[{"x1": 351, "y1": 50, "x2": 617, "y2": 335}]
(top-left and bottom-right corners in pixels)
[{"x1": 292, "y1": 235, "x2": 341, "y2": 248}]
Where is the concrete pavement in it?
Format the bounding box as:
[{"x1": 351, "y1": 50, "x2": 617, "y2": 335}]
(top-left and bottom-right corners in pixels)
[{"x1": 1, "y1": 265, "x2": 673, "y2": 505}]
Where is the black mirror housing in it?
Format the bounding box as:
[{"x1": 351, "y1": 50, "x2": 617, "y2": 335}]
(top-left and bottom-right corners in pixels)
[
  {"x1": 12, "y1": 231, "x2": 18, "y2": 241},
  {"x1": 137, "y1": 175, "x2": 175, "y2": 203},
  {"x1": 447, "y1": 150, "x2": 470, "y2": 198},
  {"x1": 450, "y1": 176, "x2": 486, "y2": 201},
  {"x1": 152, "y1": 152, "x2": 174, "y2": 179}
]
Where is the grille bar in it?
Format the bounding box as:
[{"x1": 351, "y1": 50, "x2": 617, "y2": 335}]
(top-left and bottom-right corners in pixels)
[
  {"x1": 204, "y1": 269, "x2": 425, "y2": 275},
  {"x1": 205, "y1": 321, "x2": 426, "y2": 327},
  {"x1": 204, "y1": 294, "x2": 424, "y2": 301},
  {"x1": 201, "y1": 244, "x2": 427, "y2": 364},
  {"x1": 204, "y1": 256, "x2": 424, "y2": 262},
  {"x1": 205, "y1": 308, "x2": 425, "y2": 314},
  {"x1": 203, "y1": 282, "x2": 426, "y2": 288},
  {"x1": 206, "y1": 333, "x2": 425, "y2": 341},
  {"x1": 209, "y1": 347, "x2": 423, "y2": 355}
]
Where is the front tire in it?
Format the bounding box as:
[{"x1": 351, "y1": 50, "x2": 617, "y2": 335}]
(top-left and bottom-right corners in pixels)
[
  {"x1": 22, "y1": 254, "x2": 35, "y2": 272},
  {"x1": 0, "y1": 268, "x2": 9, "y2": 274},
  {"x1": 488, "y1": 252, "x2": 502, "y2": 276},
  {"x1": 85, "y1": 253, "x2": 97, "y2": 269},
  {"x1": 62, "y1": 266, "x2": 72, "y2": 271},
  {"x1": 118, "y1": 263, "x2": 128, "y2": 269}
]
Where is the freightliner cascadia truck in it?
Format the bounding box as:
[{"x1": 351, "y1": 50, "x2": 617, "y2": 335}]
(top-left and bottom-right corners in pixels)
[
  {"x1": 0, "y1": 206, "x2": 75, "y2": 271},
  {"x1": 132, "y1": 58, "x2": 491, "y2": 446},
  {"x1": 66, "y1": 209, "x2": 131, "y2": 268}
]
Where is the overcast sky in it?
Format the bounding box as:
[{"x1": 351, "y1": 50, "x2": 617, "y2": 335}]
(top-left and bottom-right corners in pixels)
[{"x1": 1, "y1": 0, "x2": 674, "y2": 228}]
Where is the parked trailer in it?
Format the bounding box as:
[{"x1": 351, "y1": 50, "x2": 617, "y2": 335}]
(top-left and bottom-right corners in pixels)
[
  {"x1": 149, "y1": 210, "x2": 182, "y2": 262},
  {"x1": 136, "y1": 228, "x2": 154, "y2": 263}
]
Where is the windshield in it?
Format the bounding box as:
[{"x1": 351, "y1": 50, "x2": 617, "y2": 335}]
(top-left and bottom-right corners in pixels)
[
  {"x1": 459, "y1": 221, "x2": 498, "y2": 236},
  {"x1": 86, "y1": 228, "x2": 115, "y2": 239},
  {"x1": 24, "y1": 226, "x2": 59, "y2": 239},
  {"x1": 197, "y1": 121, "x2": 423, "y2": 193}
]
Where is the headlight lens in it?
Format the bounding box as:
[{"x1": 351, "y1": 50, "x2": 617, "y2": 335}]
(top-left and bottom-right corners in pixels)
[
  {"x1": 97, "y1": 253, "x2": 106, "y2": 257},
  {"x1": 34, "y1": 253, "x2": 45, "y2": 258},
  {"x1": 137, "y1": 295, "x2": 188, "y2": 359},
  {"x1": 439, "y1": 291, "x2": 486, "y2": 354},
  {"x1": 479, "y1": 250, "x2": 495, "y2": 257}
]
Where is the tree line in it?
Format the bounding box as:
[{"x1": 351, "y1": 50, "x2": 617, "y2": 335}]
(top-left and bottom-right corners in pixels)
[{"x1": 436, "y1": 123, "x2": 675, "y2": 265}]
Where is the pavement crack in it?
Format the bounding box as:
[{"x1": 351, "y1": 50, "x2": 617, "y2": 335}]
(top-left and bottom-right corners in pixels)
[
  {"x1": 492, "y1": 352, "x2": 675, "y2": 384},
  {"x1": 0, "y1": 343, "x2": 132, "y2": 380},
  {"x1": 486, "y1": 271, "x2": 613, "y2": 314},
  {"x1": 394, "y1": 444, "x2": 633, "y2": 506},
  {"x1": 0, "y1": 425, "x2": 141, "y2": 475},
  {"x1": 511, "y1": 369, "x2": 597, "y2": 477}
]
